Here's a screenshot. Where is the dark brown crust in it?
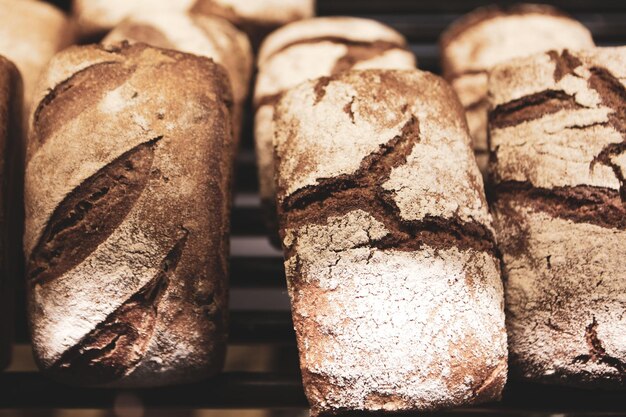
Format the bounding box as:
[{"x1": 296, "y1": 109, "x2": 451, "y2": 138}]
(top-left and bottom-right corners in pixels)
[
  {"x1": 489, "y1": 89, "x2": 582, "y2": 129},
  {"x1": 0, "y1": 56, "x2": 23, "y2": 370},
  {"x1": 48, "y1": 230, "x2": 188, "y2": 386},
  {"x1": 280, "y1": 116, "x2": 497, "y2": 258},
  {"x1": 27, "y1": 137, "x2": 161, "y2": 286},
  {"x1": 548, "y1": 49, "x2": 583, "y2": 81},
  {"x1": 494, "y1": 181, "x2": 626, "y2": 230},
  {"x1": 587, "y1": 66, "x2": 626, "y2": 200},
  {"x1": 440, "y1": 3, "x2": 570, "y2": 78}
]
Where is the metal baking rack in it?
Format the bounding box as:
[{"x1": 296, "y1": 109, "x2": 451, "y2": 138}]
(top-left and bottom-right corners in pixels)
[{"x1": 1, "y1": 0, "x2": 625, "y2": 414}]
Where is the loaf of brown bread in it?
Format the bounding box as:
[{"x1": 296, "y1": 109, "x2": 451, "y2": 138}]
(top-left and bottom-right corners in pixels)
[
  {"x1": 275, "y1": 69, "x2": 507, "y2": 415},
  {"x1": 0, "y1": 0, "x2": 72, "y2": 112},
  {"x1": 440, "y1": 4, "x2": 594, "y2": 173},
  {"x1": 191, "y1": 0, "x2": 315, "y2": 48},
  {"x1": 73, "y1": 0, "x2": 314, "y2": 46},
  {"x1": 0, "y1": 56, "x2": 22, "y2": 370},
  {"x1": 25, "y1": 43, "x2": 233, "y2": 386},
  {"x1": 255, "y1": 17, "x2": 416, "y2": 242},
  {"x1": 488, "y1": 47, "x2": 626, "y2": 388},
  {"x1": 103, "y1": 12, "x2": 252, "y2": 142}
]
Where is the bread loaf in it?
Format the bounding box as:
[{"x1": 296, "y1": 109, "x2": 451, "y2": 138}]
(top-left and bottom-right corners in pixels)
[
  {"x1": 440, "y1": 4, "x2": 594, "y2": 173},
  {"x1": 103, "y1": 12, "x2": 252, "y2": 142},
  {"x1": 74, "y1": 0, "x2": 314, "y2": 46},
  {"x1": 0, "y1": 0, "x2": 72, "y2": 112},
  {"x1": 0, "y1": 56, "x2": 22, "y2": 370},
  {"x1": 255, "y1": 17, "x2": 416, "y2": 242},
  {"x1": 191, "y1": 0, "x2": 315, "y2": 48},
  {"x1": 274, "y1": 69, "x2": 507, "y2": 415},
  {"x1": 25, "y1": 43, "x2": 233, "y2": 387},
  {"x1": 488, "y1": 47, "x2": 626, "y2": 388}
]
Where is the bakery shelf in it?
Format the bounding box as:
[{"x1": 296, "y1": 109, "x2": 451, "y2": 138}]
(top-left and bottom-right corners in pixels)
[
  {"x1": 2, "y1": 0, "x2": 625, "y2": 415},
  {"x1": 0, "y1": 372, "x2": 624, "y2": 413}
]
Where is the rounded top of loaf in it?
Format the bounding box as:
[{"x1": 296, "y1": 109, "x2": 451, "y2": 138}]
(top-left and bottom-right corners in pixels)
[
  {"x1": 192, "y1": 0, "x2": 315, "y2": 28},
  {"x1": 28, "y1": 42, "x2": 232, "y2": 163},
  {"x1": 440, "y1": 3, "x2": 594, "y2": 78},
  {"x1": 257, "y1": 16, "x2": 408, "y2": 66},
  {"x1": 73, "y1": 0, "x2": 195, "y2": 39},
  {"x1": 488, "y1": 46, "x2": 626, "y2": 191},
  {"x1": 103, "y1": 11, "x2": 252, "y2": 104},
  {"x1": 274, "y1": 69, "x2": 492, "y2": 228}
]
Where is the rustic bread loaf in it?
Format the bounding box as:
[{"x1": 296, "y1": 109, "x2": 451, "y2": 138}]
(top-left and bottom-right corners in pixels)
[
  {"x1": 191, "y1": 0, "x2": 315, "y2": 48},
  {"x1": 488, "y1": 47, "x2": 626, "y2": 388},
  {"x1": 74, "y1": 0, "x2": 314, "y2": 46},
  {"x1": 274, "y1": 69, "x2": 507, "y2": 415},
  {"x1": 0, "y1": 56, "x2": 22, "y2": 371},
  {"x1": 25, "y1": 43, "x2": 233, "y2": 387},
  {"x1": 103, "y1": 12, "x2": 252, "y2": 142},
  {"x1": 72, "y1": 0, "x2": 195, "y2": 40},
  {"x1": 255, "y1": 17, "x2": 416, "y2": 242},
  {"x1": 0, "y1": 0, "x2": 72, "y2": 112},
  {"x1": 440, "y1": 4, "x2": 594, "y2": 173}
]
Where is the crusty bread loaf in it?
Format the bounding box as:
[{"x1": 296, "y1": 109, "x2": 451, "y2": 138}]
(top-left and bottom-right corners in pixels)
[
  {"x1": 74, "y1": 0, "x2": 314, "y2": 46},
  {"x1": 0, "y1": 0, "x2": 72, "y2": 112},
  {"x1": 440, "y1": 4, "x2": 594, "y2": 173},
  {"x1": 274, "y1": 69, "x2": 507, "y2": 415},
  {"x1": 72, "y1": 0, "x2": 195, "y2": 40},
  {"x1": 103, "y1": 12, "x2": 252, "y2": 142},
  {"x1": 488, "y1": 47, "x2": 626, "y2": 388},
  {"x1": 191, "y1": 0, "x2": 315, "y2": 48},
  {"x1": 0, "y1": 56, "x2": 23, "y2": 371},
  {"x1": 255, "y1": 17, "x2": 416, "y2": 243},
  {"x1": 25, "y1": 43, "x2": 233, "y2": 387}
]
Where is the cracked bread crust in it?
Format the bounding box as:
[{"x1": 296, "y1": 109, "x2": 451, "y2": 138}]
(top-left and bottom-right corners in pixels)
[
  {"x1": 439, "y1": 4, "x2": 594, "y2": 171},
  {"x1": 103, "y1": 12, "x2": 252, "y2": 142},
  {"x1": 254, "y1": 18, "x2": 416, "y2": 242},
  {"x1": 275, "y1": 69, "x2": 507, "y2": 415},
  {"x1": 25, "y1": 43, "x2": 234, "y2": 387},
  {"x1": 0, "y1": 56, "x2": 22, "y2": 370},
  {"x1": 0, "y1": 0, "x2": 72, "y2": 111},
  {"x1": 488, "y1": 47, "x2": 626, "y2": 387}
]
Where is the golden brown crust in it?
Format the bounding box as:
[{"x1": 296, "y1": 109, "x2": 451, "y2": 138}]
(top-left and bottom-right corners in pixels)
[
  {"x1": 275, "y1": 69, "x2": 507, "y2": 414},
  {"x1": 26, "y1": 43, "x2": 233, "y2": 387},
  {"x1": 0, "y1": 55, "x2": 23, "y2": 370},
  {"x1": 488, "y1": 47, "x2": 626, "y2": 387}
]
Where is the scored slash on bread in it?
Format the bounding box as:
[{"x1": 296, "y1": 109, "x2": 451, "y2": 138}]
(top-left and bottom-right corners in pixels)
[{"x1": 488, "y1": 47, "x2": 626, "y2": 387}]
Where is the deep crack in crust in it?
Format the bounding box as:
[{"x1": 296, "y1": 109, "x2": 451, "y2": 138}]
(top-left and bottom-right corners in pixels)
[
  {"x1": 26, "y1": 43, "x2": 233, "y2": 387},
  {"x1": 253, "y1": 17, "x2": 417, "y2": 245},
  {"x1": 275, "y1": 70, "x2": 507, "y2": 414},
  {"x1": 488, "y1": 47, "x2": 626, "y2": 387}
]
